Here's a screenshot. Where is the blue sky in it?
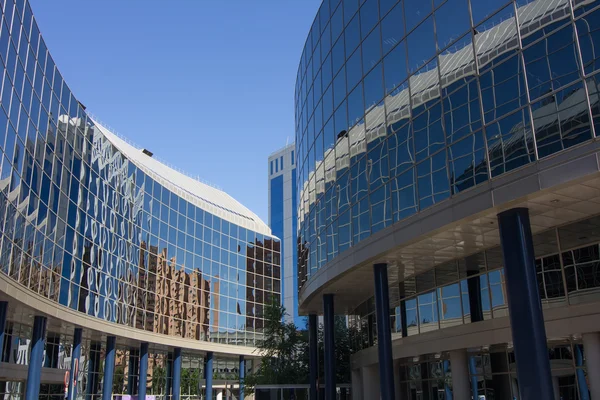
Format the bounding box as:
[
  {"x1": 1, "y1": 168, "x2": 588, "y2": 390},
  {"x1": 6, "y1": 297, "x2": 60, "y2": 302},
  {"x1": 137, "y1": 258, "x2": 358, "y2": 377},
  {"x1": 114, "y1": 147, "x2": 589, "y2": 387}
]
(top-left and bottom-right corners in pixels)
[{"x1": 29, "y1": 0, "x2": 321, "y2": 224}]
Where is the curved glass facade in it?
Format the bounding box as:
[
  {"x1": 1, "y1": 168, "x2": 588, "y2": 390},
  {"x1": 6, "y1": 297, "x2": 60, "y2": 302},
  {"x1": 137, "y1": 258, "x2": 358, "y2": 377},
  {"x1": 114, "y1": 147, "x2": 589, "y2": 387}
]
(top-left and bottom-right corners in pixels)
[
  {"x1": 295, "y1": 0, "x2": 600, "y2": 288},
  {"x1": 0, "y1": 0, "x2": 279, "y2": 346}
]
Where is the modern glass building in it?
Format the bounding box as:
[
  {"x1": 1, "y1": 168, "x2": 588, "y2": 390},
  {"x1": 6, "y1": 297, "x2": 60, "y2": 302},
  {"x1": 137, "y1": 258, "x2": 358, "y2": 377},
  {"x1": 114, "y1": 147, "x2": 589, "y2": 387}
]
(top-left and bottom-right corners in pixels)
[
  {"x1": 295, "y1": 0, "x2": 600, "y2": 399},
  {"x1": 0, "y1": 1, "x2": 280, "y2": 399},
  {"x1": 268, "y1": 144, "x2": 303, "y2": 327}
]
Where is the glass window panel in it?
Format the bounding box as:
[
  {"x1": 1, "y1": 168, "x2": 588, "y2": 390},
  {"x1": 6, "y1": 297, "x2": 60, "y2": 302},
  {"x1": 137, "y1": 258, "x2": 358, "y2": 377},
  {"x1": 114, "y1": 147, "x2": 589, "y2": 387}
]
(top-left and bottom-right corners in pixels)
[
  {"x1": 367, "y1": 138, "x2": 389, "y2": 190},
  {"x1": 436, "y1": 261, "x2": 459, "y2": 286},
  {"x1": 333, "y1": 66, "x2": 347, "y2": 108},
  {"x1": 489, "y1": 269, "x2": 509, "y2": 318},
  {"x1": 586, "y1": 75, "x2": 600, "y2": 136},
  {"x1": 392, "y1": 167, "x2": 417, "y2": 221},
  {"x1": 321, "y1": 22, "x2": 332, "y2": 62},
  {"x1": 334, "y1": 98, "x2": 348, "y2": 134},
  {"x1": 338, "y1": 209, "x2": 352, "y2": 253},
  {"x1": 442, "y1": 75, "x2": 481, "y2": 144},
  {"x1": 350, "y1": 156, "x2": 368, "y2": 203},
  {"x1": 486, "y1": 108, "x2": 535, "y2": 177},
  {"x1": 576, "y1": 8, "x2": 600, "y2": 75},
  {"x1": 370, "y1": 184, "x2": 391, "y2": 234},
  {"x1": 388, "y1": 117, "x2": 413, "y2": 177},
  {"x1": 346, "y1": 48, "x2": 363, "y2": 92},
  {"x1": 435, "y1": 0, "x2": 470, "y2": 50},
  {"x1": 438, "y1": 283, "x2": 463, "y2": 328},
  {"x1": 471, "y1": 0, "x2": 511, "y2": 25},
  {"x1": 537, "y1": 253, "x2": 565, "y2": 302},
  {"x1": 348, "y1": 83, "x2": 365, "y2": 129},
  {"x1": 345, "y1": 16, "x2": 361, "y2": 57},
  {"x1": 532, "y1": 82, "x2": 593, "y2": 159},
  {"x1": 384, "y1": 41, "x2": 408, "y2": 93},
  {"x1": 405, "y1": 298, "x2": 418, "y2": 336},
  {"x1": 380, "y1": 0, "x2": 399, "y2": 18},
  {"x1": 416, "y1": 269, "x2": 436, "y2": 293},
  {"x1": 404, "y1": 0, "x2": 433, "y2": 33},
  {"x1": 364, "y1": 62, "x2": 384, "y2": 108},
  {"x1": 360, "y1": 0, "x2": 379, "y2": 37},
  {"x1": 406, "y1": 16, "x2": 436, "y2": 73},
  {"x1": 344, "y1": 0, "x2": 359, "y2": 24},
  {"x1": 362, "y1": 26, "x2": 382, "y2": 73},
  {"x1": 448, "y1": 130, "x2": 488, "y2": 194},
  {"x1": 331, "y1": 4, "x2": 344, "y2": 43},
  {"x1": 413, "y1": 100, "x2": 444, "y2": 162},
  {"x1": 523, "y1": 24, "x2": 581, "y2": 101},
  {"x1": 479, "y1": 52, "x2": 527, "y2": 123},
  {"x1": 418, "y1": 291, "x2": 439, "y2": 332},
  {"x1": 332, "y1": 36, "x2": 345, "y2": 74},
  {"x1": 352, "y1": 196, "x2": 370, "y2": 243},
  {"x1": 381, "y1": 3, "x2": 404, "y2": 55}
]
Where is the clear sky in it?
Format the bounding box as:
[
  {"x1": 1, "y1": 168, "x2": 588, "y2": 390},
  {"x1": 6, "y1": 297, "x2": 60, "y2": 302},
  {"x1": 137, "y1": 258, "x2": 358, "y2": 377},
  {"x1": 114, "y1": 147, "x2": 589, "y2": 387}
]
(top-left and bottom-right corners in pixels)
[{"x1": 29, "y1": 0, "x2": 321, "y2": 224}]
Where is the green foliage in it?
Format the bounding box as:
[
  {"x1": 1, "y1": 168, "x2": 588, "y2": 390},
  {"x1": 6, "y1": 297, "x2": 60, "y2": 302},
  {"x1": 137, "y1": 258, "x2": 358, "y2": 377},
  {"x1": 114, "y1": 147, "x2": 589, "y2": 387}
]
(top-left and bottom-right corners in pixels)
[
  {"x1": 244, "y1": 302, "x2": 309, "y2": 393},
  {"x1": 113, "y1": 366, "x2": 125, "y2": 394},
  {"x1": 151, "y1": 365, "x2": 166, "y2": 394},
  {"x1": 244, "y1": 302, "x2": 363, "y2": 394},
  {"x1": 181, "y1": 368, "x2": 200, "y2": 395}
]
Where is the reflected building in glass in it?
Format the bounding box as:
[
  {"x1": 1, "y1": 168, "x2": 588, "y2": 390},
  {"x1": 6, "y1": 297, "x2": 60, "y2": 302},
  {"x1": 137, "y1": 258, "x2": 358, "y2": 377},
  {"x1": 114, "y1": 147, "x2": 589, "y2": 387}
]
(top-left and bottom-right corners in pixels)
[
  {"x1": 268, "y1": 144, "x2": 303, "y2": 326},
  {"x1": 296, "y1": 0, "x2": 600, "y2": 399},
  {"x1": 0, "y1": 1, "x2": 279, "y2": 398}
]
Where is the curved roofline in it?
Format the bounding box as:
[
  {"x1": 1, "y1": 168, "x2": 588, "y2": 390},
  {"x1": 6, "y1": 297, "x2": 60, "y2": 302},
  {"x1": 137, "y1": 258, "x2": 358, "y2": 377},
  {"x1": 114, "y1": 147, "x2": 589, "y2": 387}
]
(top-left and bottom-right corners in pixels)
[{"x1": 89, "y1": 119, "x2": 272, "y2": 236}]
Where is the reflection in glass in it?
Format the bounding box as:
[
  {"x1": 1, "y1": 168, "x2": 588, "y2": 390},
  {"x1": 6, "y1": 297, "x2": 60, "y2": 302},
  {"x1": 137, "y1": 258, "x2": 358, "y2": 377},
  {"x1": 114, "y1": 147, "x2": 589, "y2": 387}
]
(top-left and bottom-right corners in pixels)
[
  {"x1": 418, "y1": 291, "x2": 439, "y2": 333},
  {"x1": 295, "y1": 0, "x2": 600, "y2": 285}
]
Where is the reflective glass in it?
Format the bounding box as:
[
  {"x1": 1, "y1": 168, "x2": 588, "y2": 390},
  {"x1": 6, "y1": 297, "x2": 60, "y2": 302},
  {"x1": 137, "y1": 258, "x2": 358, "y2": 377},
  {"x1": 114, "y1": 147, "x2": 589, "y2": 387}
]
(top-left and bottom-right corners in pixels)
[
  {"x1": 380, "y1": 3, "x2": 404, "y2": 55},
  {"x1": 576, "y1": 7, "x2": 600, "y2": 76},
  {"x1": 0, "y1": 1, "x2": 281, "y2": 347},
  {"x1": 434, "y1": 0, "x2": 470, "y2": 50},
  {"x1": 532, "y1": 81, "x2": 592, "y2": 159},
  {"x1": 362, "y1": 26, "x2": 381, "y2": 73},
  {"x1": 295, "y1": 0, "x2": 600, "y2": 290},
  {"x1": 404, "y1": 0, "x2": 433, "y2": 33},
  {"x1": 418, "y1": 291, "x2": 439, "y2": 332},
  {"x1": 345, "y1": 15, "x2": 361, "y2": 57},
  {"x1": 383, "y1": 41, "x2": 407, "y2": 93},
  {"x1": 406, "y1": 16, "x2": 436, "y2": 73},
  {"x1": 438, "y1": 283, "x2": 462, "y2": 328}
]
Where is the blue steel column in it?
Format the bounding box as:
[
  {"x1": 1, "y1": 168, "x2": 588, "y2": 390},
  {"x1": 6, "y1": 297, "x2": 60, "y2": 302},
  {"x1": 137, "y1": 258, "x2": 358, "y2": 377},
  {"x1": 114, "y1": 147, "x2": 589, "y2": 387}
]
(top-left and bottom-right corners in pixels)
[
  {"x1": 323, "y1": 294, "x2": 335, "y2": 400},
  {"x1": 373, "y1": 263, "x2": 395, "y2": 400},
  {"x1": 205, "y1": 351, "x2": 213, "y2": 400},
  {"x1": 172, "y1": 348, "x2": 182, "y2": 400},
  {"x1": 0, "y1": 302, "x2": 7, "y2": 362},
  {"x1": 497, "y1": 208, "x2": 553, "y2": 399},
  {"x1": 308, "y1": 314, "x2": 318, "y2": 400},
  {"x1": 25, "y1": 315, "x2": 47, "y2": 400},
  {"x1": 68, "y1": 328, "x2": 82, "y2": 400},
  {"x1": 138, "y1": 342, "x2": 149, "y2": 398},
  {"x1": 102, "y1": 336, "x2": 117, "y2": 400},
  {"x1": 239, "y1": 355, "x2": 245, "y2": 400}
]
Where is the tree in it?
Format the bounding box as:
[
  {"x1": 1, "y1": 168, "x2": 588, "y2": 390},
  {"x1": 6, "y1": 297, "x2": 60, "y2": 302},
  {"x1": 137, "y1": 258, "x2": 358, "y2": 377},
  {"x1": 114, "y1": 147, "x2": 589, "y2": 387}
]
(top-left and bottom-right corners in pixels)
[
  {"x1": 245, "y1": 302, "x2": 360, "y2": 395},
  {"x1": 112, "y1": 366, "x2": 125, "y2": 394},
  {"x1": 151, "y1": 365, "x2": 166, "y2": 395},
  {"x1": 181, "y1": 368, "x2": 200, "y2": 396},
  {"x1": 309, "y1": 316, "x2": 358, "y2": 384},
  {"x1": 244, "y1": 302, "x2": 309, "y2": 393}
]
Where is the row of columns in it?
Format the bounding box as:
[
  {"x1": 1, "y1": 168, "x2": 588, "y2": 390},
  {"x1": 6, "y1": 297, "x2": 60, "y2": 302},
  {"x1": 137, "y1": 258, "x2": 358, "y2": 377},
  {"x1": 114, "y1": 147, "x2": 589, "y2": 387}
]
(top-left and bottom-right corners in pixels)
[
  {"x1": 307, "y1": 208, "x2": 600, "y2": 399},
  {"x1": 0, "y1": 303, "x2": 247, "y2": 400}
]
